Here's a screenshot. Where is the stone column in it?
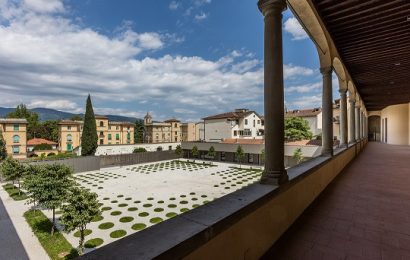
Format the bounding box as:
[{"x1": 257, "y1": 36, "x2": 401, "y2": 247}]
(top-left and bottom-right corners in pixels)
[
  {"x1": 348, "y1": 96, "x2": 356, "y2": 144},
  {"x1": 258, "y1": 0, "x2": 288, "y2": 185},
  {"x1": 339, "y1": 89, "x2": 348, "y2": 147},
  {"x1": 355, "y1": 104, "x2": 360, "y2": 141},
  {"x1": 321, "y1": 66, "x2": 333, "y2": 156}
]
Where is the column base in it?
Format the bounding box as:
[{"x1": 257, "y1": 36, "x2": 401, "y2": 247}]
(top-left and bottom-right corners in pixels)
[
  {"x1": 321, "y1": 148, "x2": 333, "y2": 157},
  {"x1": 260, "y1": 170, "x2": 288, "y2": 185}
]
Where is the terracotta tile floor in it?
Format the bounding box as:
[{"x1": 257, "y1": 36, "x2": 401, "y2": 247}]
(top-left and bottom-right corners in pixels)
[{"x1": 263, "y1": 142, "x2": 410, "y2": 260}]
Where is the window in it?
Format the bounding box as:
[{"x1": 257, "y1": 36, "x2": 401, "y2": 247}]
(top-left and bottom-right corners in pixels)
[
  {"x1": 116, "y1": 126, "x2": 119, "y2": 130},
  {"x1": 99, "y1": 131, "x2": 104, "y2": 138},
  {"x1": 127, "y1": 133, "x2": 130, "y2": 140},
  {"x1": 67, "y1": 143, "x2": 72, "y2": 151},
  {"x1": 13, "y1": 124, "x2": 19, "y2": 131},
  {"x1": 253, "y1": 120, "x2": 255, "y2": 127},
  {"x1": 67, "y1": 134, "x2": 72, "y2": 142},
  {"x1": 174, "y1": 123, "x2": 177, "y2": 127},
  {"x1": 233, "y1": 130, "x2": 238, "y2": 136},
  {"x1": 109, "y1": 126, "x2": 111, "y2": 130},
  {"x1": 243, "y1": 129, "x2": 252, "y2": 136},
  {"x1": 13, "y1": 135, "x2": 20, "y2": 143},
  {"x1": 13, "y1": 146, "x2": 19, "y2": 154},
  {"x1": 100, "y1": 139, "x2": 104, "y2": 145},
  {"x1": 100, "y1": 121, "x2": 104, "y2": 127},
  {"x1": 169, "y1": 146, "x2": 172, "y2": 151},
  {"x1": 67, "y1": 126, "x2": 72, "y2": 130},
  {"x1": 108, "y1": 134, "x2": 112, "y2": 140},
  {"x1": 116, "y1": 134, "x2": 120, "y2": 140},
  {"x1": 257, "y1": 120, "x2": 260, "y2": 124},
  {"x1": 175, "y1": 131, "x2": 177, "y2": 135},
  {"x1": 245, "y1": 119, "x2": 248, "y2": 125}
]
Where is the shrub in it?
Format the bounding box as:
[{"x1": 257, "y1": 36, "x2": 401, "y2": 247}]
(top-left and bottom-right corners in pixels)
[
  {"x1": 149, "y1": 217, "x2": 163, "y2": 224},
  {"x1": 110, "y1": 211, "x2": 121, "y2": 216},
  {"x1": 131, "y1": 223, "x2": 147, "y2": 231},
  {"x1": 33, "y1": 143, "x2": 52, "y2": 151},
  {"x1": 84, "y1": 238, "x2": 103, "y2": 248},
  {"x1": 110, "y1": 230, "x2": 127, "y2": 238},
  {"x1": 119, "y1": 217, "x2": 134, "y2": 223},
  {"x1": 98, "y1": 222, "x2": 114, "y2": 230},
  {"x1": 118, "y1": 203, "x2": 128, "y2": 207},
  {"x1": 101, "y1": 207, "x2": 112, "y2": 211},
  {"x1": 154, "y1": 208, "x2": 164, "y2": 212},
  {"x1": 133, "y1": 147, "x2": 147, "y2": 153}
]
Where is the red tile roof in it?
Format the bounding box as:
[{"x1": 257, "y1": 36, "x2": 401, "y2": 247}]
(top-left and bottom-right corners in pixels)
[
  {"x1": 220, "y1": 138, "x2": 265, "y2": 145},
  {"x1": 203, "y1": 110, "x2": 256, "y2": 120},
  {"x1": 27, "y1": 138, "x2": 57, "y2": 146},
  {"x1": 285, "y1": 108, "x2": 322, "y2": 118}
]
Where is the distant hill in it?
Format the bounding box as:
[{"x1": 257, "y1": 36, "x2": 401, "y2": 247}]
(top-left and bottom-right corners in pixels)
[{"x1": 0, "y1": 107, "x2": 141, "y2": 123}]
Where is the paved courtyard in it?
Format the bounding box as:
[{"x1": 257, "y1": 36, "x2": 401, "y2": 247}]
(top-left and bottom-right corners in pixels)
[{"x1": 46, "y1": 159, "x2": 262, "y2": 252}]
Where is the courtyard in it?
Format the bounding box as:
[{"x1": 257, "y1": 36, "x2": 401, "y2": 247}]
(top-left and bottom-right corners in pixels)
[{"x1": 38, "y1": 159, "x2": 263, "y2": 253}]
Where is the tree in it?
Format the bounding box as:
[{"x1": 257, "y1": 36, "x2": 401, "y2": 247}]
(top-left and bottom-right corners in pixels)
[
  {"x1": 207, "y1": 146, "x2": 216, "y2": 164},
  {"x1": 133, "y1": 147, "x2": 147, "y2": 153},
  {"x1": 175, "y1": 145, "x2": 182, "y2": 157},
  {"x1": 285, "y1": 117, "x2": 313, "y2": 142},
  {"x1": 236, "y1": 145, "x2": 245, "y2": 168},
  {"x1": 61, "y1": 187, "x2": 101, "y2": 254},
  {"x1": 134, "y1": 120, "x2": 144, "y2": 143},
  {"x1": 191, "y1": 145, "x2": 199, "y2": 162},
  {"x1": 81, "y1": 95, "x2": 98, "y2": 156},
  {"x1": 6, "y1": 104, "x2": 39, "y2": 140},
  {"x1": 0, "y1": 130, "x2": 6, "y2": 161},
  {"x1": 70, "y1": 115, "x2": 83, "y2": 121},
  {"x1": 23, "y1": 164, "x2": 43, "y2": 206},
  {"x1": 33, "y1": 143, "x2": 52, "y2": 151},
  {"x1": 0, "y1": 157, "x2": 25, "y2": 194},
  {"x1": 33, "y1": 164, "x2": 75, "y2": 235},
  {"x1": 293, "y1": 148, "x2": 304, "y2": 164},
  {"x1": 260, "y1": 149, "x2": 265, "y2": 164}
]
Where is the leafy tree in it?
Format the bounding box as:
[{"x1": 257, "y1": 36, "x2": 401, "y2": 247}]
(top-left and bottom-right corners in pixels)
[
  {"x1": 260, "y1": 149, "x2": 265, "y2": 164},
  {"x1": 285, "y1": 117, "x2": 313, "y2": 141},
  {"x1": 133, "y1": 147, "x2": 147, "y2": 153},
  {"x1": 134, "y1": 120, "x2": 144, "y2": 143},
  {"x1": 191, "y1": 145, "x2": 199, "y2": 162},
  {"x1": 293, "y1": 148, "x2": 304, "y2": 164},
  {"x1": 175, "y1": 145, "x2": 182, "y2": 157},
  {"x1": 33, "y1": 143, "x2": 53, "y2": 151},
  {"x1": 32, "y1": 164, "x2": 75, "y2": 235},
  {"x1": 70, "y1": 115, "x2": 83, "y2": 121},
  {"x1": 0, "y1": 157, "x2": 25, "y2": 194},
  {"x1": 6, "y1": 104, "x2": 39, "y2": 140},
  {"x1": 207, "y1": 146, "x2": 216, "y2": 164},
  {"x1": 81, "y1": 95, "x2": 98, "y2": 156},
  {"x1": 39, "y1": 120, "x2": 59, "y2": 143},
  {"x1": 23, "y1": 164, "x2": 43, "y2": 206},
  {"x1": 236, "y1": 145, "x2": 245, "y2": 168},
  {"x1": 0, "y1": 130, "x2": 6, "y2": 161},
  {"x1": 61, "y1": 187, "x2": 101, "y2": 254}
]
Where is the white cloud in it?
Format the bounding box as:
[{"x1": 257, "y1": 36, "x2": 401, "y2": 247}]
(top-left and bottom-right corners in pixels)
[
  {"x1": 0, "y1": 0, "x2": 316, "y2": 120},
  {"x1": 194, "y1": 12, "x2": 208, "y2": 21},
  {"x1": 23, "y1": 0, "x2": 64, "y2": 13},
  {"x1": 287, "y1": 95, "x2": 322, "y2": 109},
  {"x1": 284, "y1": 17, "x2": 308, "y2": 40},
  {"x1": 286, "y1": 82, "x2": 321, "y2": 93},
  {"x1": 173, "y1": 108, "x2": 197, "y2": 114},
  {"x1": 169, "y1": 1, "x2": 180, "y2": 10}
]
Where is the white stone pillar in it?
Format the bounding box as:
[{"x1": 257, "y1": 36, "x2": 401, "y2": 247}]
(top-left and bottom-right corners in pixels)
[
  {"x1": 348, "y1": 96, "x2": 356, "y2": 144},
  {"x1": 339, "y1": 89, "x2": 348, "y2": 147},
  {"x1": 258, "y1": 0, "x2": 288, "y2": 185}
]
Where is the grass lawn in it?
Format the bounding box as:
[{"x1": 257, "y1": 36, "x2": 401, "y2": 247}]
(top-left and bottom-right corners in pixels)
[
  {"x1": 24, "y1": 210, "x2": 79, "y2": 260},
  {"x1": 2, "y1": 183, "x2": 28, "y2": 201}
]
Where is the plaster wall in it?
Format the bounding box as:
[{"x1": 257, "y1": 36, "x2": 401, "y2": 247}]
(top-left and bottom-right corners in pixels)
[{"x1": 380, "y1": 103, "x2": 409, "y2": 145}]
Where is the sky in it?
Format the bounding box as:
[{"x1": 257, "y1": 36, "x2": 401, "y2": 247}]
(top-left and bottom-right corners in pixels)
[{"x1": 0, "y1": 0, "x2": 339, "y2": 121}]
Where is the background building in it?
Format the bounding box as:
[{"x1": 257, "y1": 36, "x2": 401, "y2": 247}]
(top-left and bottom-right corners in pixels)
[
  {"x1": 27, "y1": 138, "x2": 58, "y2": 157},
  {"x1": 58, "y1": 116, "x2": 134, "y2": 153},
  {"x1": 0, "y1": 118, "x2": 28, "y2": 159},
  {"x1": 202, "y1": 109, "x2": 264, "y2": 142},
  {"x1": 144, "y1": 113, "x2": 196, "y2": 143}
]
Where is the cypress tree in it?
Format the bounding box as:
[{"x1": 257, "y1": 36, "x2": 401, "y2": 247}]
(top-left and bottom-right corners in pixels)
[
  {"x1": 0, "y1": 129, "x2": 7, "y2": 161},
  {"x1": 81, "y1": 95, "x2": 98, "y2": 156}
]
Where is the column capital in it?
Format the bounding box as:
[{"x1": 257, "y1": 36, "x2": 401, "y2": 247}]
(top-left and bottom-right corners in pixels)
[
  {"x1": 339, "y1": 88, "x2": 348, "y2": 95},
  {"x1": 348, "y1": 96, "x2": 356, "y2": 103},
  {"x1": 258, "y1": 0, "x2": 287, "y2": 17}
]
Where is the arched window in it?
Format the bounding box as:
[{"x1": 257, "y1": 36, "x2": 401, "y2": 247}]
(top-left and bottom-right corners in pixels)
[
  {"x1": 13, "y1": 135, "x2": 20, "y2": 143},
  {"x1": 100, "y1": 121, "x2": 104, "y2": 127},
  {"x1": 67, "y1": 134, "x2": 73, "y2": 142}
]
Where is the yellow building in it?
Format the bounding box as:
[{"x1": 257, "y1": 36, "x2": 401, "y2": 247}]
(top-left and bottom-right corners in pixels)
[
  {"x1": 143, "y1": 113, "x2": 196, "y2": 143},
  {"x1": 58, "y1": 116, "x2": 134, "y2": 153},
  {"x1": 0, "y1": 118, "x2": 28, "y2": 159}
]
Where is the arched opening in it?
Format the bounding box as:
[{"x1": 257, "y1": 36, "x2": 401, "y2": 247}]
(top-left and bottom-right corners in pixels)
[{"x1": 368, "y1": 115, "x2": 381, "y2": 142}]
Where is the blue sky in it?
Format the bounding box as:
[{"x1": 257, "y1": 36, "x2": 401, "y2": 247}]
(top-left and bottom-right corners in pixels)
[{"x1": 0, "y1": 0, "x2": 338, "y2": 121}]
